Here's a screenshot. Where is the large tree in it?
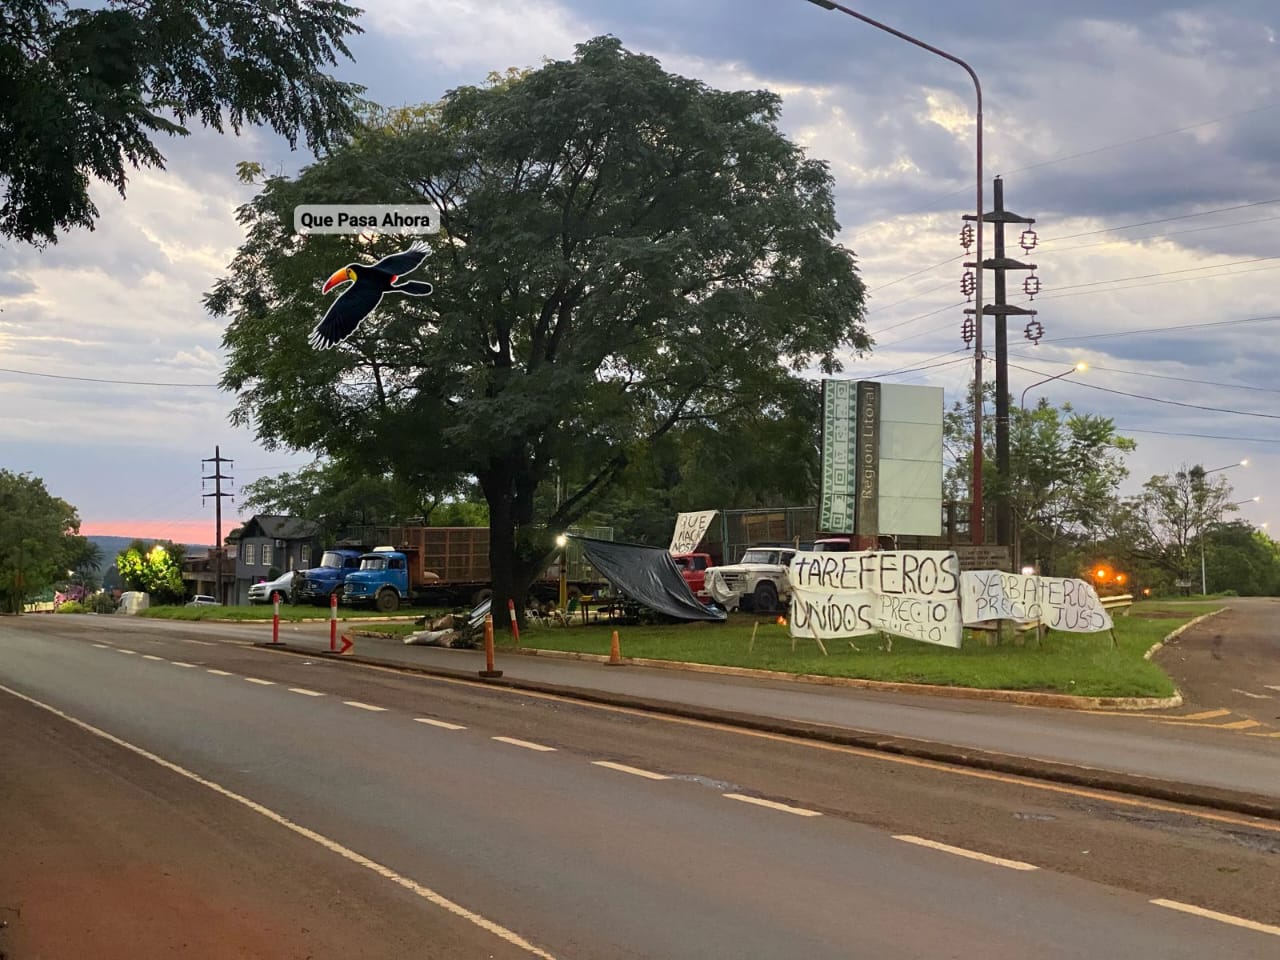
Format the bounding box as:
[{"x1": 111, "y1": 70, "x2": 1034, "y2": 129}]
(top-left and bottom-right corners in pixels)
[
  {"x1": 1114, "y1": 465, "x2": 1237, "y2": 586},
  {"x1": 210, "y1": 37, "x2": 869, "y2": 624},
  {"x1": 1, "y1": 0, "x2": 364, "y2": 245},
  {"x1": 115, "y1": 539, "x2": 186, "y2": 604},
  {"x1": 0, "y1": 470, "x2": 83, "y2": 613}
]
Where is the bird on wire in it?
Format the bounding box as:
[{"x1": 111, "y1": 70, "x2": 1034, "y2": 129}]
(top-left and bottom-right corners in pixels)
[{"x1": 310, "y1": 240, "x2": 434, "y2": 348}]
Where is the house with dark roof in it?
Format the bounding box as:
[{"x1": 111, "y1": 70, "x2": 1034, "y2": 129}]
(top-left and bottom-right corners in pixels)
[{"x1": 224, "y1": 515, "x2": 323, "y2": 604}]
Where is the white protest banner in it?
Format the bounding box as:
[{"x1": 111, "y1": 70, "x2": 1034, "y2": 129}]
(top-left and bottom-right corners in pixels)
[
  {"x1": 960, "y1": 571, "x2": 1113, "y2": 633},
  {"x1": 790, "y1": 550, "x2": 963, "y2": 648},
  {"x1": 669, "y1": 511, "x2": 718, "y2": 554}
]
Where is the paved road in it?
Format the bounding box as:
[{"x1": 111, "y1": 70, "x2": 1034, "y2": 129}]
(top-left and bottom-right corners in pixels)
[
  {"x1": 95, "y1": 609, "x2": 1280, "y2": 796},
  {"x1": 1158, "y1": 597, "x2": 1280, "y2": 722},
  {"x1": 2, "y1": 617, "x2": 1278, "y2": 958}
]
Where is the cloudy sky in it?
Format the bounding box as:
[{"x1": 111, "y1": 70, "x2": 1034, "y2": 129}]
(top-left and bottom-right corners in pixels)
[{"x1": 4, "y1": 0, "x2": 1277, "y2": 545}]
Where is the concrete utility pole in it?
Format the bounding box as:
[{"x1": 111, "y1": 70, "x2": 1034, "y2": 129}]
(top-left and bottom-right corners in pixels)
[
  {"x1": 973, "y1": 178, "x2": 1037, "y2": 549},
  {"x1": 202, "y1": 447, "x2": 234, "y2": 602},
  {"x1": 800, "y1": 0, "x2": 985, "y2": 544}
]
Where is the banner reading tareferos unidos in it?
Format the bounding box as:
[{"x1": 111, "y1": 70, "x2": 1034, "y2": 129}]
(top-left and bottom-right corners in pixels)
[
  {"x1": 789, "y1": 550, "x2": 963, "y2": 648},
  {"x1": 960, "y1": 571, "x2": 1113, "y2": 633}
]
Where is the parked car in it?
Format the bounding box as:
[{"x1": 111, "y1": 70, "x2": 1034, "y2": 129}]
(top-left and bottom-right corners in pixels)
[
  {"x1": 248, "y1": 570, "x2": 297, "y2": 605},
  {"x1": 185, "y1": 595, "x2": 220, "y2": 607},
  {"x1": 703, "y1": 546, "x2": 796, "y2": 613}
]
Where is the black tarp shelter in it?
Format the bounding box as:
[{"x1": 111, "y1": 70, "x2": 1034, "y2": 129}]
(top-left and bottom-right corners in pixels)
[{"x1": 570, "y1": 536, "x2": 726, "y2": 622}]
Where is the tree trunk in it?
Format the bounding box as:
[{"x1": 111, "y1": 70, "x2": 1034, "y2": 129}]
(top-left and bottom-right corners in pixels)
[{"x1": 481, "y1": 463, "x2": 547, "y2": 632}]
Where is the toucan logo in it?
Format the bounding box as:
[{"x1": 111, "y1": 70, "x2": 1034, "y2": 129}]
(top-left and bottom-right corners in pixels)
[{"x1": 310, "y1": 241, "x2": 433, "y2": 348}]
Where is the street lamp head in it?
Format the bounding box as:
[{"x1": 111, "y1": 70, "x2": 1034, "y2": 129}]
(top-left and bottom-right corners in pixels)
[
  {"x1": 1241, "y1": 459, "x2": 1249, "y2": 467},
  {"x1": 555, "y1": 534, "x2": 568, "y2": 548},
  {"x1": 1074, "y1": 361, "x2": 1088, "y2": 372}
]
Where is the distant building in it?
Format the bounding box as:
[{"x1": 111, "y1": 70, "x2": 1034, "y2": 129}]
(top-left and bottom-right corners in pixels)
[{"x1": 207, "y1": 514, "x2": 322, "y2": 604}]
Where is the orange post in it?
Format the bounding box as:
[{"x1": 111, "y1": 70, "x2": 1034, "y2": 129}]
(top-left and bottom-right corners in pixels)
[
  {"x1": 479, "y1": 613, "x2": 503, "y2": 678},
  {"x1": 605, "y1": 629, "x2": 624, "y2": 666},
  {"x1": 271, "y1": 592, "x2": 282, "y2": 645},
  {"x1": 507, "y1": 598, "x2": 521, "y2": 648}
]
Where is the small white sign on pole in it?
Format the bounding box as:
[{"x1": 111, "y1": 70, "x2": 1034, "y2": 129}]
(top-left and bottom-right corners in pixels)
[
  {"x1": 960, "y1": 571, "x2": 1113, "y2": 633},
  {"x1": 790, "y1": 550, "x2": 964, "y2": 648},
  {"x1": 669, "y1": 511, "x2": 718, "y2": 555}
]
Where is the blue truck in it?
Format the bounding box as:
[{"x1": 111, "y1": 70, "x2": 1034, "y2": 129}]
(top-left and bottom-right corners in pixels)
[{"x1": 294, "y1": 548, "x2": 367, "y2": 605}]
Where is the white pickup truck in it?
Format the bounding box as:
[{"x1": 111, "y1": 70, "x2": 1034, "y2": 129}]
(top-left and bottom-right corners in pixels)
[{"x1": 704, "y1": 546, "x2": 797, "y2": 613}]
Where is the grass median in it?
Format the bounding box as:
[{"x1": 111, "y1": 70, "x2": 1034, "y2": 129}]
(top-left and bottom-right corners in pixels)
[{"x1": 361, "y1": 601, "x2": 1223, "y2": 698}]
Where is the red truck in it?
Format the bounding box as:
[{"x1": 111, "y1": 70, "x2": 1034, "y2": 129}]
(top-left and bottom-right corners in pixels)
[{"x1": 672, "y1": 552, "x2": 715, "y2": 603}]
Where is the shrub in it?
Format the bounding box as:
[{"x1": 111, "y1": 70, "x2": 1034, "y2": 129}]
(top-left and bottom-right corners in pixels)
[{"x1": 55, "y1": 600, "x2": 86, "y2": 614}]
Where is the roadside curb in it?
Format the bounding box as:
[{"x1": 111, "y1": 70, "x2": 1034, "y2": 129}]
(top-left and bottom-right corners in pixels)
[
  {"x1": 254, "y1": 641, "x2": 1280, "y2": 823},
  {"x1": 490, "y1": 645, "x2": 1183, "y2": 712},
  {"x1": 1145, "y1": 607, "x2": 1227, "y2": 661}
]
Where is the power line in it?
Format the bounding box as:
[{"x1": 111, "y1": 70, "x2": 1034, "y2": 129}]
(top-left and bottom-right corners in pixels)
[
  {"x1": 1008, "y1": 351, "x2": 1280, "y2": 396},
  {"x1": 1047, "y1": 213, "x2": 1280, "y2": 254},
  {"x1": 1044, "y1": 255, "x2": 1280, "y2": 295},
  {"x1": 1041, "y1": 313, "x2": 1280, "y2": 345},
  {"x1": 1117, "y1": 426, "x2": 1280, "y2": 446},
  {"x1": 1040, "y1": 199, "x2": 1280, "y2": 244},
  {"x1": 873, "y1": 302, "x2": 967, "y2": 345},
  {"x1": 1007, "y1": 360, "x2": 1280, "y2": 420},
  {"x1": 867, "y1": 254, "x2": 964, "y2": 294},
  {"x1": 0, "y1": 366, "x2": 221, "y2": 387},
  {"x1": 1037, "y1": 262, "x2": 1280, "y2": 303}
]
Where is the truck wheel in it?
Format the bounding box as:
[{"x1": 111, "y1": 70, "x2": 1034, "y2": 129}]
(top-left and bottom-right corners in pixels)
[
  {"x1": 752, "y1": 582, "x2": 778, "y2": 614},
  {"x1": 472, "y1": 587, "x2": 493, "y2": 607},
  {"x1": 376, "y1": 588, "x2": 400, "y2": 613}
]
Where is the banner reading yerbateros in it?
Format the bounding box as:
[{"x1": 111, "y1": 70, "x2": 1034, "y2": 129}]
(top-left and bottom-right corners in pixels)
[
  {"x1": 789, "y1": 550, "x2": 963, "y2": 648},
  {"x1": 960, "y1": 571, "x2": 1113, "y2": 633}
]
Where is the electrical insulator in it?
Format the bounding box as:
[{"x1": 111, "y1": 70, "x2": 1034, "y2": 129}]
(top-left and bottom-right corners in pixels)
[
  {"x1": 1024, "y1": 319, "x2": 1044, "y2": 344},
  {"x1": 1020, "y1": 228, "x2": 1038, "y2": 254},
  {"x1": 1023, "y1": 275, "x2": 1041, "y2": 299},
  {"x1": 961, "y1": 316, "x2": 976, "y2": 346},
  {"x1": 959, "y1": 222, "x2": 975, "y2": 252},
  {"x1": 960, "y1": 270, "x2": 976, "y2": 300}
]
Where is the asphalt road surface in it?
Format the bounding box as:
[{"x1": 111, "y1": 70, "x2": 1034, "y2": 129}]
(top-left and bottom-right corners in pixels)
[{"x1": 3, "y1": 616, "x2": 1278, "y2": 959}]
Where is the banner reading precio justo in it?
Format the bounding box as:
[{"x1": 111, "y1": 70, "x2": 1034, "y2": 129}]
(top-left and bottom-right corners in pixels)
[{"x1": 789, "y1": 550, "x2": 963, "y2": 648}]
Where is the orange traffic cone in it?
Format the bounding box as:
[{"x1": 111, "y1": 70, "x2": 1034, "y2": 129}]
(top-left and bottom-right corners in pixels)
[{"x1": 605, "y1": 629, "x2": 624, "y2": 666}]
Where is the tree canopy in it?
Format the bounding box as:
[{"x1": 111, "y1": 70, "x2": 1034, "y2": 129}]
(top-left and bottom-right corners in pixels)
[
  {"x1": 210, "y1": 37, "x2": 869, "y2": 623},
  {"x1": 115, "y1": 539, "x2": 186, "y2": 604},
  {"x1": 1, "y1": 0, "x2": 364, "y2": 245},
  {"x1": 0, "y1": 469, "x2": 83, "y2": 613}
]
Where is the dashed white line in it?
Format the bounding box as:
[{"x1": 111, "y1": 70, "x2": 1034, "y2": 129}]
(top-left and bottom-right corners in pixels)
[
  {"x1": 245, "y1": 678, "x2": 275, "y2": 686},
  {"x1": 171, "y1": 662, "x2": 197, "y2": 668},
  {"x1": 723, "y1": 793, "x2": 821, "y2": 817},
  {"x1": 142, "y1": 654, "x2": 165, "y2": 661},
  {"x1": 116, "y1": 649, "x2": 137, "y2": 655},
  {"x1": 492, "y1": 736, "x2": 556, "y2": 752},
  {"x1": 1231, "y1": 688, "x2": 1272, "y2": 700},
  {"x1": 893, "y1": 835, "x2": 1038, "y2": 871},
  {"x1": 592, "y1": 761, "x2": 669, "y2": 781},
  {"x1": 207, "y1": 669, "x2": 233, "y2": 676},
  {"x1": 288, "y1": 688, "x2": 324, "y2": 697},
  {"x1": 344, "y1": 701, "x2": 388, "y2": 712},
  {"x1": 416, "y1": 718, "x2": 466, "y2": 730},
  {"x1": 1151, "y1": 899, "x2": 1280, "y2": 937},
  {"x1": 92, "y1": 643, "x2": 109, "y2": 649},
  {"x1": 0, "y1": 683, "x2": 558, "y2": 960}
]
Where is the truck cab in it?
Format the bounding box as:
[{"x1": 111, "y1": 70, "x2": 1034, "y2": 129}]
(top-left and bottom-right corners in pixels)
[
  {"x1": 343, "y1": 547, "x2": 411, "y2": 612},
  {"x1": 295, "y1": 548, "x2": 366, "y2": 605},
  {"x1": 671, "y1": 552, "x2": 715, "y2": 603}
]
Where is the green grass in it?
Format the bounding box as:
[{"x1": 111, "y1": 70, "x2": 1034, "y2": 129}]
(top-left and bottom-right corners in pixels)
[
  {"x1": 137, "y1": 604, "x2": 446, "y2": 622},
  {"x1": 359, "y1": 606, "x2": 1223, "y2": 699}
]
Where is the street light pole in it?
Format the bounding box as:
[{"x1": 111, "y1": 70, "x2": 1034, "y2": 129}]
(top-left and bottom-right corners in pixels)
[
  {"x1": 1019, "y1": 362, "x2": 1087, "y2": 410},
  {"x1": 801, "y1": 0, "x2": 985, "y2": 544},
  {"x1": 1192, "y1": 460, "x2": 1248, "y2": 595}
]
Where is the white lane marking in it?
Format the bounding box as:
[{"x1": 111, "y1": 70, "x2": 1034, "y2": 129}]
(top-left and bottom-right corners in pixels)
[
  {"x1": 343, "y1": 700, "x2": 387, "y2": 712},
  {"x1": 1266, "y1": 685, "x2": 1280, "y2": 693},
  {"x1": 592, "y1": 761, "x2": 670, "y2": 781},
  {"x1": 142, "y1": 655, "x2": 165, "y2": 661},
  {"x1": 0, "y1": 683, "x2": 557, "y2": 959},
  {"x1": 1231, "y1": 688, "x2": 1272, "y2": 700},
  {"x1": 245, "y1": 678, "x2": 275, "y2": 686},
  {"x1": 723, "y1": 793, "x2": 821, "y2": 817},
  {"x1": 893, "y1": 835, "x2": 1037, "y2": 871},
  {"x1": 1151, "y1": 898, "x2": 1280, "y2": 937},
  {"x1": 171, "y1": 662, "x2": 197, "y2": 668},
  {"x1": 415, "y1": 718, "x2": 466, "y2": 730},
  {"x1": 492, "y1": 736, "x2": 556, "y2": 753},
  {"x1": 207, "y1": 669, "x2": 233, "y2": 676},
  {"x1": 288, "y1": 688, "x2": 324, "y2": 697},
  {"x1": 92, "y1": 643, "x2": 110, "y2": 649},
  {"x1": 116, "y1": 649, "x2": 138, "y2": 655}
]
